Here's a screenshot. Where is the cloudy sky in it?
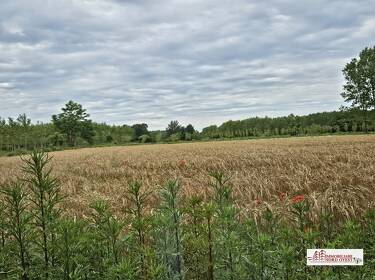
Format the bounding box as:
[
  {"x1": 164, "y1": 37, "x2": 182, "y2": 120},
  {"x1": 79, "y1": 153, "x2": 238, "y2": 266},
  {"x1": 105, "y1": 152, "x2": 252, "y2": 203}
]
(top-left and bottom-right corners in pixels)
[{"x1": 0, "y1": 0, "x2": 374, "y2": 130}]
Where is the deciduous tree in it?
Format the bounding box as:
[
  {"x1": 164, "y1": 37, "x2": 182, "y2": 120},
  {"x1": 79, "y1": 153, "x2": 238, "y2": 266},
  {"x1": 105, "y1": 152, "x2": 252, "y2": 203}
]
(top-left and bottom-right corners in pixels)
[
  {"x1": 52, "y1": 101, "x2": 94, "y2": 146},
  {"x1": 341, "y1": 46, "x2": 375, "y2": 132}
]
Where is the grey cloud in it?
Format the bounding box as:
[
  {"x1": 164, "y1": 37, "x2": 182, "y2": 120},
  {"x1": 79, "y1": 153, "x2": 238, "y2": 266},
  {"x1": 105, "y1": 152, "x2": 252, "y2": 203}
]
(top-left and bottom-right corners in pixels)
[{"x1": 0, "y1": 0, "x2": 374, "y2": 130}]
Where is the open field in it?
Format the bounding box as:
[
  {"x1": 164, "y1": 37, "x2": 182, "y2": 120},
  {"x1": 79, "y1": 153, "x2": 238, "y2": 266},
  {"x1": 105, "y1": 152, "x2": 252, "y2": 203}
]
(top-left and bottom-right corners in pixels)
[{"x1": 1, "y1": 134, "x2": 374, "y2": 220}]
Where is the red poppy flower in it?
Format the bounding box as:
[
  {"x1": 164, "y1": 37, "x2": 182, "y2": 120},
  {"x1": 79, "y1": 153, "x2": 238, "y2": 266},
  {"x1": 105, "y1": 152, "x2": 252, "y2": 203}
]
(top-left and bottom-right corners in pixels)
[
  {"x1": 291, "y1": 195, "x2": 305, "y2": 204},
  {"x1": 177, "y1": 159, "x2": 186, "y2": 168},
  {"x1": 256, "y1": 199, "x2": 262, "y2": 205}
]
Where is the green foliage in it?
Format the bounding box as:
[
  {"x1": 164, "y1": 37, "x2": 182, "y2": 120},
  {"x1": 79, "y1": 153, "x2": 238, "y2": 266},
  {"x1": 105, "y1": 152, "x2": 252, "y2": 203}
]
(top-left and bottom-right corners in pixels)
[
  {"x1": 125, "y1": 181, "x2": 153, "y2": 279},
  {"x1": 89, "y1": 199, "x2": 125, "y2": 266},
  {"x1": 169, "y1": 132, "x2": 183, "y2": 142},
  {"x1": 54, "y1": 218, "x2": 88, "y2": 279},
  {"x1": 157, "y1": 180, "x2": 185, "y2": 280},
  {"x1": 105, "y1": 259, "x2": 138, "y2": 280},
  {"x1": 201, "y1": 110, "x2": 375, "y2": 139},
  {"x1": 21, "y1": 150, "x2": 63, "y2": 279},
  {"x1": 183, "y1": 196, "x2": 209, "y2": 279},
  {"x1": 341, "y1": 46, "x2": 375, "y2": 132},
  {"x1": 131, "y1": 123, "x2": 149, "y2": 141},
  {"x1": 48, "y1": 132, "x2": 65, "y2": 146},
  {"x1": 139, "y1": 134, "x2": 151, "y2": 143},
  {"x1": 52, "y1": 100, "x2": 95, "y2": 146},
  {"x1": 342, "y1": 46, "x2": 375, "y2": 111},
  {"x1": 1, "y1": 182, "x2": 32, "y2": 280},
  {"x1": 209, "y1": 172, "x2": 244, "y2": 280},
  {"x1": 166, "y1": 121, "x2": 183, "y2": 137},
  {"x1": 93, "y1": 123, "x2": 133, "y2": 145}
]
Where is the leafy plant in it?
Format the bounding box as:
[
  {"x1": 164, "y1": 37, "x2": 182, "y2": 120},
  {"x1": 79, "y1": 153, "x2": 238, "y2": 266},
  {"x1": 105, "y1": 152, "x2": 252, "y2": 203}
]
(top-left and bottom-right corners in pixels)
[
  {"x1": 157, "y1": 179, "x2": 185, "y2": 280},
  {"x1": 125, "y1": 181, "x2": 153, "y2": 279},
  {"x1": 21, "y1": 150, "x2": 62, "y2": 279},
  {"x1": 1, "y1": 182, "x2": 32, "y2": 280},
  {"x1": 89, "y1": 199, "x2": 124, "y2": 266}
]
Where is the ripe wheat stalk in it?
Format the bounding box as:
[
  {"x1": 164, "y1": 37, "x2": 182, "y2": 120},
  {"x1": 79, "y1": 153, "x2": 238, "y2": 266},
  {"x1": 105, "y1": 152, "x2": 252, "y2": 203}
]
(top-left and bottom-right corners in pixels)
[{"x1": 0, "y1": 135, "x2": 374, "y2": 221}]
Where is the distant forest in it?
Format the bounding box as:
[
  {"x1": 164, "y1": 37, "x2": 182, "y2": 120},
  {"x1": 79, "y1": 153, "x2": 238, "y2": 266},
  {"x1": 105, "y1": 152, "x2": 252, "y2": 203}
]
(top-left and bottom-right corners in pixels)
[
  {"x1": 1, "y1": 102, "x2": 374, "y2": 156},
  {"x1": 201, "y1": 109, "x2": 375, "y2": 138}
]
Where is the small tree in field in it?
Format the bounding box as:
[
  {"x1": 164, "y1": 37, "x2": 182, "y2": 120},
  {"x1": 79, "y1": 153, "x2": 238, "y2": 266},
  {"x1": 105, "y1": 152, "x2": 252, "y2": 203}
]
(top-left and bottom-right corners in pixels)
[
  {"x1": 341, "y1": 46, "x2": 375, "y2": 132},
  {"x1": 22, "y1": 151, "x2": 62, "y2": 279},
  {"x1": 52, "y1": 101, "x2": 94, "y2": 146}
]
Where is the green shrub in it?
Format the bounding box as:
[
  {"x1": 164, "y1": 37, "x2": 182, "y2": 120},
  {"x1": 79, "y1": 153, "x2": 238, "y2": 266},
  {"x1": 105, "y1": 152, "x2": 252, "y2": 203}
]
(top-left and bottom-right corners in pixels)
[
  {"x1": 156, "y1": 180, "x2": 185, "y2": 280},
  {"x1": 139, "y1": 134, "x2": 151, "y2": 143},
  {"x1": 1, "y1": 182, "x2": 32, "y2": 280}
]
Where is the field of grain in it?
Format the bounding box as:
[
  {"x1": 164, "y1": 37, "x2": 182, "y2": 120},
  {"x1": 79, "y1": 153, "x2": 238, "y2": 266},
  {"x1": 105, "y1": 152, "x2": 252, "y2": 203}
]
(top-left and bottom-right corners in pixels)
[{"x1": 1, "y1": 135, "x2": 374, "y2": 220}]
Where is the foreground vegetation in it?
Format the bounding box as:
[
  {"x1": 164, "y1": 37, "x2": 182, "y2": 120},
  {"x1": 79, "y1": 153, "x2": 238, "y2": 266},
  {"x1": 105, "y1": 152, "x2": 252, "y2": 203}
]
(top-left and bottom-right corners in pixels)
[{"x1": 0, "y1": 150, "x2": 374, "y2": 279}]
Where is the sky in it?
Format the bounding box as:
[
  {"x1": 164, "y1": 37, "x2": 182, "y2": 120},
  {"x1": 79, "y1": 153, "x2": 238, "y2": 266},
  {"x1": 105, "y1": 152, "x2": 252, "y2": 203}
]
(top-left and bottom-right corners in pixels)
[{"x1": 0, "y1": 0, "x2": 374, "y2": 130}]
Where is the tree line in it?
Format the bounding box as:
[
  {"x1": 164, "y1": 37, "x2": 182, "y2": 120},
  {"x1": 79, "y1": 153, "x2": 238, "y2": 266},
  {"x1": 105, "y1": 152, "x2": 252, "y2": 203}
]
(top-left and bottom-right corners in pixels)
[
  {"x1": 0, "y1": 101, "x2": 200, "y2": 155},
  {"x1": 1, "y1": 105, "x2": 375, "y2": 156},
  {"x1": 201, "y1": 109, "x2": 375, "y2": 139}
]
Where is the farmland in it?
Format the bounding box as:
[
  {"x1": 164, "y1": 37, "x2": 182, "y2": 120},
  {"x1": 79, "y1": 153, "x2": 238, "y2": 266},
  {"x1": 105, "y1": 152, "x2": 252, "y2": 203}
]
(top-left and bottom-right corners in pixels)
[
  {"x1": 1, "y1": 134, "x2": 374, "y2": 219},
  {"x1": 1, "y1": 134, "x2": 375, "y2": 279}
]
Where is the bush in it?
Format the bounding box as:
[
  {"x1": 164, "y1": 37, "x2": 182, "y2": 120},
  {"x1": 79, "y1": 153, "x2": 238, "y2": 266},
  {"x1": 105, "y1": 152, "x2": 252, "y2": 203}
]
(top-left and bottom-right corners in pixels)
[
  {"x1": 139, "y1": 134, "x2": 151, "y2": 143},
  {"x1": 169, "y1": 133, "x2": 182, "y2": 142}
]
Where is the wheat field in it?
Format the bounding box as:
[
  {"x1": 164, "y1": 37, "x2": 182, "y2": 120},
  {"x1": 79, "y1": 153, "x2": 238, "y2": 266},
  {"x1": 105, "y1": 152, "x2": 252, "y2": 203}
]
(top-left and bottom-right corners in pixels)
[{"x1": 0, "y1": 135, "x2": 374, "y2": 220}]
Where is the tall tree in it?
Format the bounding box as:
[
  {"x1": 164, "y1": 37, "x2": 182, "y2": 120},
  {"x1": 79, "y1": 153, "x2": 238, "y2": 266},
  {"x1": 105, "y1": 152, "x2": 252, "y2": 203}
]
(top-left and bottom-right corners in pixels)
[
  {"x1": 16, "y1": 114, "x2": 31, "y2": 127},
  {"x1": 52, "y1": 101, "x2": 94, "y2": 146},
  {"x1": 166, "y1": 120, "x2": 182, "y2": 136},
  {"x1": 184, "y1": 124, "x2": 195, "y2": 134},
  {"x1": 341, "y1": 46, "x2": 375, "y2": 132},
  {"x1": 131, "y1": 123, "x2": 149, "y2": 141}
]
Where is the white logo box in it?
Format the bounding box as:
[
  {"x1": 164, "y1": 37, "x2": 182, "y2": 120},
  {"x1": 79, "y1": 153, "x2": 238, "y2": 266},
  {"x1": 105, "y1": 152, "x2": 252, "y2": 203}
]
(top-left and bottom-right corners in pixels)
[{"x1": 307, "y1": 249, "x2": 363, "y2": 266}]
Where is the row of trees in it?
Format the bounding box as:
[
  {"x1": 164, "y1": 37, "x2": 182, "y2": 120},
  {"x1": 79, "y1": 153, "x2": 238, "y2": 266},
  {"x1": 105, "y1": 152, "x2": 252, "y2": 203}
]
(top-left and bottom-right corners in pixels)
[
  {"x1": 1, "y1": 106, "x2": 375, "y2": 154},
  {"x1": 130, "y1": 122, "x2": 198, "y2": 143},
  {"x1": 1, "y1": 151, "x2": 374, "y2": 279},
  {"x1": 0, "y1": 102, "x2": 198, "y2": 154},
  {"x1": 201, "y1": 109, "x2": 375, "y2": 139}
]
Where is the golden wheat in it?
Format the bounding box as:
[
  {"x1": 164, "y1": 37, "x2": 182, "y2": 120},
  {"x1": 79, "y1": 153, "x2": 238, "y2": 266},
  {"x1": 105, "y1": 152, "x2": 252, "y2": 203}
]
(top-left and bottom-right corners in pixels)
[{"x1": 0, "y1": 135, "x2": 374, "y2": 220}]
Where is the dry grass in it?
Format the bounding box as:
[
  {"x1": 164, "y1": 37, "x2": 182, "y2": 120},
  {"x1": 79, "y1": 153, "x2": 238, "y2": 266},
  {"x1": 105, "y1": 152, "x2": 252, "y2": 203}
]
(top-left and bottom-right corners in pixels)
[{"x1": 1, "y1": 135, "x2": 374, "y2": 220}]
